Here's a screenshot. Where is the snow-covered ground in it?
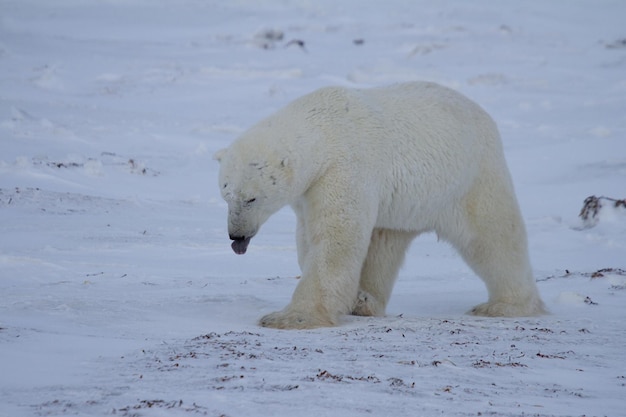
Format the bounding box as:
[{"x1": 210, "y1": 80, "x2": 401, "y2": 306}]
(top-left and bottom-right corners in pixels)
[{"x1": 1, "y1": 1, "x2": 625, "y2": 416}]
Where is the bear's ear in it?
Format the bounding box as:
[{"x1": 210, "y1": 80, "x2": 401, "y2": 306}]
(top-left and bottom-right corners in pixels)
[
  {"x1": 280, "y1": 157, "x2": 289, "y2": 168},
  {"x1": 213, "y1": 148, "x2": 227, "y2": 162}
]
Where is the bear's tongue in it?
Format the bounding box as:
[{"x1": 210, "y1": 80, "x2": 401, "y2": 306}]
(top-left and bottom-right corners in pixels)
[{"x1": 231, "y1": 237, "x2": 251, "y2": 255}]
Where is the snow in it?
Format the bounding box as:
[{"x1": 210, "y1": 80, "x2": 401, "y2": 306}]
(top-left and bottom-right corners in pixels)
[{"x1": 1, "y1": 1, "x2": 625, "y2": 416}]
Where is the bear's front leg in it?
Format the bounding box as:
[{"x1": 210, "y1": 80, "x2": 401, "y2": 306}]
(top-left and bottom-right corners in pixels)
[
  {"x1": 260, "y1": 193, "x2": 375, "y2": 329},
  {"x1": 259, "y1": 239, "x2": 370, "y2": 329},
  {"x1": 351, "y1": 228, "x2": 417, "y2": 317}
]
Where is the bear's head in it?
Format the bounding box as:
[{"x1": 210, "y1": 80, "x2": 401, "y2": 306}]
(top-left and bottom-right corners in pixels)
[{"x1": 214, "y1": 142, "x2": 293, "y2": 255}]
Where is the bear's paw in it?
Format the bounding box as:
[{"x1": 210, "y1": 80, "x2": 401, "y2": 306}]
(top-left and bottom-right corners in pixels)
[
  {"x1": 469, "y1": 299, "x2": 547, "y2": 317},
  {"x1": 351, "y1": 290, "x2": 385, "y2": 317},
  {"x1": 259, "y1": 308, "x2": 336, "y2": 330}
]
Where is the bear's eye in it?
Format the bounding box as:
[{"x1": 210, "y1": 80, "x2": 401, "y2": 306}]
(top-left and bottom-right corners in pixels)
[{"x1": 246, "y1": 198, "x2": 256, "y2": 204}]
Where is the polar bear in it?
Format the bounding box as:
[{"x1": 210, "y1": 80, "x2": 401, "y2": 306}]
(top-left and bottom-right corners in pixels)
[{"x1": 215, "y1": 82, "x2": 546, "y2": 329}]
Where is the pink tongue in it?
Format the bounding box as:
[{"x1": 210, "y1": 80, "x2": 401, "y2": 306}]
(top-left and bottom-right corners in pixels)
[{"x1": 231, "y1": 237, "x2": 251, "y2": 255}]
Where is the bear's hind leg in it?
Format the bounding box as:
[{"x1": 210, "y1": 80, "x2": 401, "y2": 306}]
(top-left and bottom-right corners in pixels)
[
  {"x1": 449, "y1": 183, "x2": 546, "y2": 317},
  {"x1": 352, "y1": 228, "x2": 416, "y2": 317}
]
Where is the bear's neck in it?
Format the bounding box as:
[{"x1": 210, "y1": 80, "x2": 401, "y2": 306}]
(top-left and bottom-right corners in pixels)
[{"x1": 283, "y1": 132, "x2": 329, "y2": 201}]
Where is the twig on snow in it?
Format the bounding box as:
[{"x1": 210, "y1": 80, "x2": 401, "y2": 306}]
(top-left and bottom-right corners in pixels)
[{"x1": 579, "y1": 195, "x2": 626, "y2": 228}]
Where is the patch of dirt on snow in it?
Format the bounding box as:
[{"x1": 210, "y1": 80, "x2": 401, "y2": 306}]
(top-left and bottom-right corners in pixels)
[
  {"x1": 0, "y1": 187, "x2": 130, "y2": 214},
  {"x1": 89, "y1": 315, "x2": 624, "y2": 416}
]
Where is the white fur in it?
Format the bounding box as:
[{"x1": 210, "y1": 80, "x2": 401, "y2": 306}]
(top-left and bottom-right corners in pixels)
[{"x1": 215, "y1": 82, "x2": 546, "y2": 329}]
